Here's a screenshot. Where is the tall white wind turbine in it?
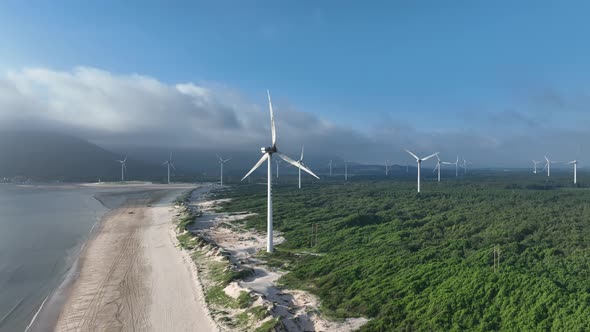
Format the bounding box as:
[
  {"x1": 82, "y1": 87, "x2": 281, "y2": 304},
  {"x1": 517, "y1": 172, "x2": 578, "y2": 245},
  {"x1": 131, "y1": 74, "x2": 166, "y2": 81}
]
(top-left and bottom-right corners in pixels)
[
  {"x1": 567, "y1": 160, "x2": 578, "y2": 184},
  {"x1": 532, "y1": 160, "x2": 541, "y2": 174},
  {"x1": 116, "y1": 156, "x2": 127, "y2": 182},
  {"x1": 385, "y1": 160, "x2": 390, "y2": 176},
  {"x1": 405, "y1": 149, "x2": 438, "y2": 193},
  {"x1": 217, "y1": 154, "x2": 231, "y2": 186},
  {"x1": 543, "y1": 156, "x2": 552, "y2": 177},
  {"x1": 241, "y1": 90, "x2": 320, "y2": 253},
  {"x1": 441, "y1": 156, "x2": 458, "y2": 178},
  {"x1": 328, "y1": 160, "x2": 334, "y2": 177},
  {"x1": 433, "y1": 155, "x2": 441, "y2": 182},
  {"x1": 163, "y1": 152, "x2": 176, "y2": 184}
]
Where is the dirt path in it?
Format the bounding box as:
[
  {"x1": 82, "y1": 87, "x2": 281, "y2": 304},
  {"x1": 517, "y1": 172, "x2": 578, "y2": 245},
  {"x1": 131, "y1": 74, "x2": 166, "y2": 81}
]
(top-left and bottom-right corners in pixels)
[{"x1": 54, "y1": 187, "x2": 217, "y2": 332}]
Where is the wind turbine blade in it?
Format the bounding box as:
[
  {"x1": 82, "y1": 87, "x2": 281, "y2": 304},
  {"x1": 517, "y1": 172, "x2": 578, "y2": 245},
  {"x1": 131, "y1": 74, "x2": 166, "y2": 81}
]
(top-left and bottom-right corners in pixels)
[
  {"x1": 170, "y1": 163, "x2": 176, "y2": 171},
  {"x1": 404, "y1": 149, "x2": 419, "y2": 161},
  {"x1": 224, "y1": 158, "x2": 232, "y2": 163},
  {"x1": 544, "y1": 155, "x2": 549, "y2": 162},
  {"x1": 277, "y1": 152, "x2": 320, "y2": 179},
  {"x1": 267, "y1": 90, "x2": 276, "y2": 146},
  {"x1": 422, "y1": 152, "x2": 439, "y2": 161},
  {"x1": 162, "y1": 161, "x2": 168, "y2": 166},
  {"x1": 123, "y1": 156, "x2": 127, "y2": 162},
  {"x1": 216, "y1": 154, "x2": 223, "y2": 161},
  {"x1": 300, "y1": 145, "x2": 304, "y2": 161},
  {"x1": 276, "y1": 152, "x2": 300, "y2": 168},
  {"x1": 241, "y1": 153, "x2": 269, "y2": 181}
]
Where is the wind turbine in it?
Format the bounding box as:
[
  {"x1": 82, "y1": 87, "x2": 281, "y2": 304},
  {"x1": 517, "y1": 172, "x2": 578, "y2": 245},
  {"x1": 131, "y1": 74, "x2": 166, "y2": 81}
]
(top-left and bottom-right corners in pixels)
[
  {"x1": 567, "y1": 160, "x2": 578, "y2": 184},
  {"x1": 241, "y1": 90, "x2": 320, "y2": 253},
  {"x1": 344, "y1": 161, "x2": 348, "y2": 181},
  {"x1": 385, "y1": 160, "x2": 390, "y2": 176},
  {"x1": 543, "y1": 156, "x2": 553, "y2": 177},
  {"x1": 116, "y1": 156, "x2": 127, "y2": 182},
  {"x1": 461, "y1": 158, "x2": 471, "y2": 175},
  {"x1": 442, "y1": 156, "x2": 459, "y2": 178},
  {"x1": 328, "y1": 160, "x2": 334, "y2": 177},
  {"x1": 217, "y1": 154, "x2": 231, "y2": 186},
  {"x1": 405, "y1": 149, "x2": 438, "y2": 193},
  {"x1": 532, "y1": 160, "x2": 541, "y2": 174},
  {"x1": 433, "y1": 155, "x2": 441, "y2": 182},
  {"x1": 275, "y1": 160, "x2": 281, "y2": 179},
  {"x1": 163, "y1": 152, "x2": 176, "y2": 184}
]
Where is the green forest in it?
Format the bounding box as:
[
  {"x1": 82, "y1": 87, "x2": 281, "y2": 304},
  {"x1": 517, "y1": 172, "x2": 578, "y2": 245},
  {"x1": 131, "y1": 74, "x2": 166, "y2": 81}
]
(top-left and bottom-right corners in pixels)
[{"x1": 216, "y1": 171, "x2": 590, "y2": 331}]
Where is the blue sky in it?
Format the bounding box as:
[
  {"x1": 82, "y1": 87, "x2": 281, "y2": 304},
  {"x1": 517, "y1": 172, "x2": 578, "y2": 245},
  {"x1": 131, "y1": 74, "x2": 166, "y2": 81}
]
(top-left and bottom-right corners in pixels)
[{"x1": 1, "y1": 1, "x2": 590, "y2": 165}]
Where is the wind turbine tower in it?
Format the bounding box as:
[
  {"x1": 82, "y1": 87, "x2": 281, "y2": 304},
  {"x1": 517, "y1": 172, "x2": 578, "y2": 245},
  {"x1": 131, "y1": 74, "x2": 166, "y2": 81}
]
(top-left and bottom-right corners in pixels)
[
  {"x1": 116, "y1": 156, "x2": 127, "y2": 182},
  {"x1": 163, "y1": 153, "x2": 176, "y2": 184},
  {"x1": 568, "y1": 160, "x2": 578, "y2": 184},
  {"x1": 433, "y1": 155, "x2": 441, "y2": 182},
  {"x1": 345, "y1": 161, "x2": 348, "y2": 181},
  {"x1": 217, "y1": 154, "x2": 231, "y2": 186},
  {"x1": 544, "y1": 156, "x2": 552, "y2": 177},
  {"x1": 241, "y1": 90, "x2": 319, "y2": 253},
  {"x1": 405, "y1": 149, "x2": 438, "y2": 193},
  {"x1": 328, "y1": 160, "x2": 334, "y2": 177},
  {"x1": 275, "y1": 160, "x2": 281, "y2": 179},
  {"x1": 532, "y1": 160, "x2": 541, "y2": 174}
]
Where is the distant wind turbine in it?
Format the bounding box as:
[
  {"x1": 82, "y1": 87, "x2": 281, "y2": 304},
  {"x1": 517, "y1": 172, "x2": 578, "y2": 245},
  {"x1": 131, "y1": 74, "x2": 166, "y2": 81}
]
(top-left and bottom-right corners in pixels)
[
  {"x1": 217, "y1": 154, "x2": 231, "y2": 186},
  {"x1": 385, "y1": 160, "x2": 390, "y2": 176},
  {"x1": 461, "y1": 158, "x2": 471, "y2": 175},
  {"x1": 116, "y1": 156, "x2": 127, "y2": 182},
  {"x1": 543, "y1": 156, "x2": 553, "y2": 177},
  {"x1": 442, "y1": 155, "x2": 459, "y2": 178},
  {"x1": 567, "y1": 160, "x2": 578, "y2": 184},
  {"x1": 433, "y1": 155, "x2": 441, "y2": 182},
  {"x1": 328, "y1": 160, "x2": 334, "y2": 176},
  {"x1": 275, "y1": 160, "x2": 281, "y2": 179},
  {"x1": 241, "y1": 90, "x2": 320, "y2": 253},
  {"x1": 405, "y1": 149, "x2": 438, "y2": 193},
  {"x1": 344, "y1": 161, "x2": 348, "y2": 181},
  {"x1": 163, "y1": 152, "x2": 176, "y2": 184},
  {"x1": 532, "y1": 160, "x2": 541, "y2": 174}
]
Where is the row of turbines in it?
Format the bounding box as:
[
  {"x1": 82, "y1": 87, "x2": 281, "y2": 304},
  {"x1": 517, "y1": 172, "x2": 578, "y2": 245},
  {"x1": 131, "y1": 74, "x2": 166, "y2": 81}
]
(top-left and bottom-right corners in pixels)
[
  {"x1": 533, "y1": 156, "x2": 578, "y2": 183},
  {"x1": 115, "y1": 153, "x2": 176, "y2": 183},
  {"x1": 237, "y1": 90, "x2": 584, "y2": 253}
]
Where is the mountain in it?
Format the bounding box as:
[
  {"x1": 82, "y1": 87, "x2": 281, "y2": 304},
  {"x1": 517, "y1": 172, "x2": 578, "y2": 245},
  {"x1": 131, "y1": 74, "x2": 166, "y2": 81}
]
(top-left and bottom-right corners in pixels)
[{"x1": 0, "y1": 131, "x2": 161, "y2": 181}]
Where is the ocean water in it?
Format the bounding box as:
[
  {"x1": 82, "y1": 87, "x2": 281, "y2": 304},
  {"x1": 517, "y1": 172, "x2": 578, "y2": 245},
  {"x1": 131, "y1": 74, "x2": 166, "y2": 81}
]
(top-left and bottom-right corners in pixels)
[{"x1": 0, "y1": 184, "x2": 109, "y2": 332}]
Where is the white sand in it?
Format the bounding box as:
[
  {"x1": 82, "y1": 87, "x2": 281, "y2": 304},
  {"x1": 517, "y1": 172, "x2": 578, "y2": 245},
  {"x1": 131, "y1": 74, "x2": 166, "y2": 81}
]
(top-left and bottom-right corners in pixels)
[
  {"x1": 189, "y1": 192, "x2": 368, "y2": 332},
  {"x1": 54, "y1": 185, "x2": 217, "y2": 332}
]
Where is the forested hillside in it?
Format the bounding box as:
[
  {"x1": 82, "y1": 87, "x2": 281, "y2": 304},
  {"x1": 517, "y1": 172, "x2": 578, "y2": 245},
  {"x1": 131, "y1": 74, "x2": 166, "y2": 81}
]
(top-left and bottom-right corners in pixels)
[{"x1": 218, "y1": 174, "x2": 590, "y2": 331}]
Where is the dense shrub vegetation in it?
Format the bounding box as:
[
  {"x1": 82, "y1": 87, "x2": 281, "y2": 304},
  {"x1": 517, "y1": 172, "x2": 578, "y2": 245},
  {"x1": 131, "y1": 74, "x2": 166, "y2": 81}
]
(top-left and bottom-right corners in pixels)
[{"x1": 217, "y1": 172, "x2": 590, "y2": 331}]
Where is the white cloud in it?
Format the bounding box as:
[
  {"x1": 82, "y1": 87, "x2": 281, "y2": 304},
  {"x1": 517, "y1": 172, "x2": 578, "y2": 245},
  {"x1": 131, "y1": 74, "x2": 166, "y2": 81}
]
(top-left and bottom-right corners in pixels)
[{"x1": 0, "y1": 66, "x2": 588, "y2": 167}]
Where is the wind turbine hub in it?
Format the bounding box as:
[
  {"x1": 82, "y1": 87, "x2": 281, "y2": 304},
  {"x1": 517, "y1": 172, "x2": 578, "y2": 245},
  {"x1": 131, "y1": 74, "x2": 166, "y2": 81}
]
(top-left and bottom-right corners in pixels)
[{"x1": 261, "y1": 146, "x2": 277, "y2": 154}]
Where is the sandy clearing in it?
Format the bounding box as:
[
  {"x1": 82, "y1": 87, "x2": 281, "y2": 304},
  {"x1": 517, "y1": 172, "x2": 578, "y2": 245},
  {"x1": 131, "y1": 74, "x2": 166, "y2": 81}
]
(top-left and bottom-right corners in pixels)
[
  {"x1": 189, "y1": 191, "x2": 368, "y2": 332},
  {"x1": 53, "y1": 186, "x2": 217, "y2": 332}
]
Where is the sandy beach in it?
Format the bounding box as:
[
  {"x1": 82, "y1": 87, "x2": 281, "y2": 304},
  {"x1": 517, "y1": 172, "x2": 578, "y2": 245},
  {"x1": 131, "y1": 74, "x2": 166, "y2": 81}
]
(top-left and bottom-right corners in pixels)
[{"x1": 45, "y1": 184, "x2": 217, "y2": 332}]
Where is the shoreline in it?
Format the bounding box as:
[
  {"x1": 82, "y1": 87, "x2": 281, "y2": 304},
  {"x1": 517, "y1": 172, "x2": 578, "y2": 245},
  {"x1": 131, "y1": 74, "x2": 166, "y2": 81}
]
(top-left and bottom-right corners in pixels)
[{"x1": 28, "y1": 183, "x2": 217, "y2": 332}]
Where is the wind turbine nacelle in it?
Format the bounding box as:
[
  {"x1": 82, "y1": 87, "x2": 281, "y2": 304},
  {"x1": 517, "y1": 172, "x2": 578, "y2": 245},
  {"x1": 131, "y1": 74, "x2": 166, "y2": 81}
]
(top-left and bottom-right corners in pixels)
[{"x1": 261, "y1": 146, "x2": 277, "y2": 154}]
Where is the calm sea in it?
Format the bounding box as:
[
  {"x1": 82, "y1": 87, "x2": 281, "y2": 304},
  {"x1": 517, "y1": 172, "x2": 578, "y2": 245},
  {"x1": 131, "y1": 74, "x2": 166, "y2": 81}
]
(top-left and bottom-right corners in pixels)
[{"x1": 0, "y1": 184, "x2": 110, "y2": 332}]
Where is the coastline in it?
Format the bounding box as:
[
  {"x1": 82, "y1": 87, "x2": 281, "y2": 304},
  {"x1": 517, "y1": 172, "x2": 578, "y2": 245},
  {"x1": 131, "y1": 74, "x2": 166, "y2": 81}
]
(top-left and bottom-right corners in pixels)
[{"x1": 28, "y1": 183, "x2": 217, "y2": 332}]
